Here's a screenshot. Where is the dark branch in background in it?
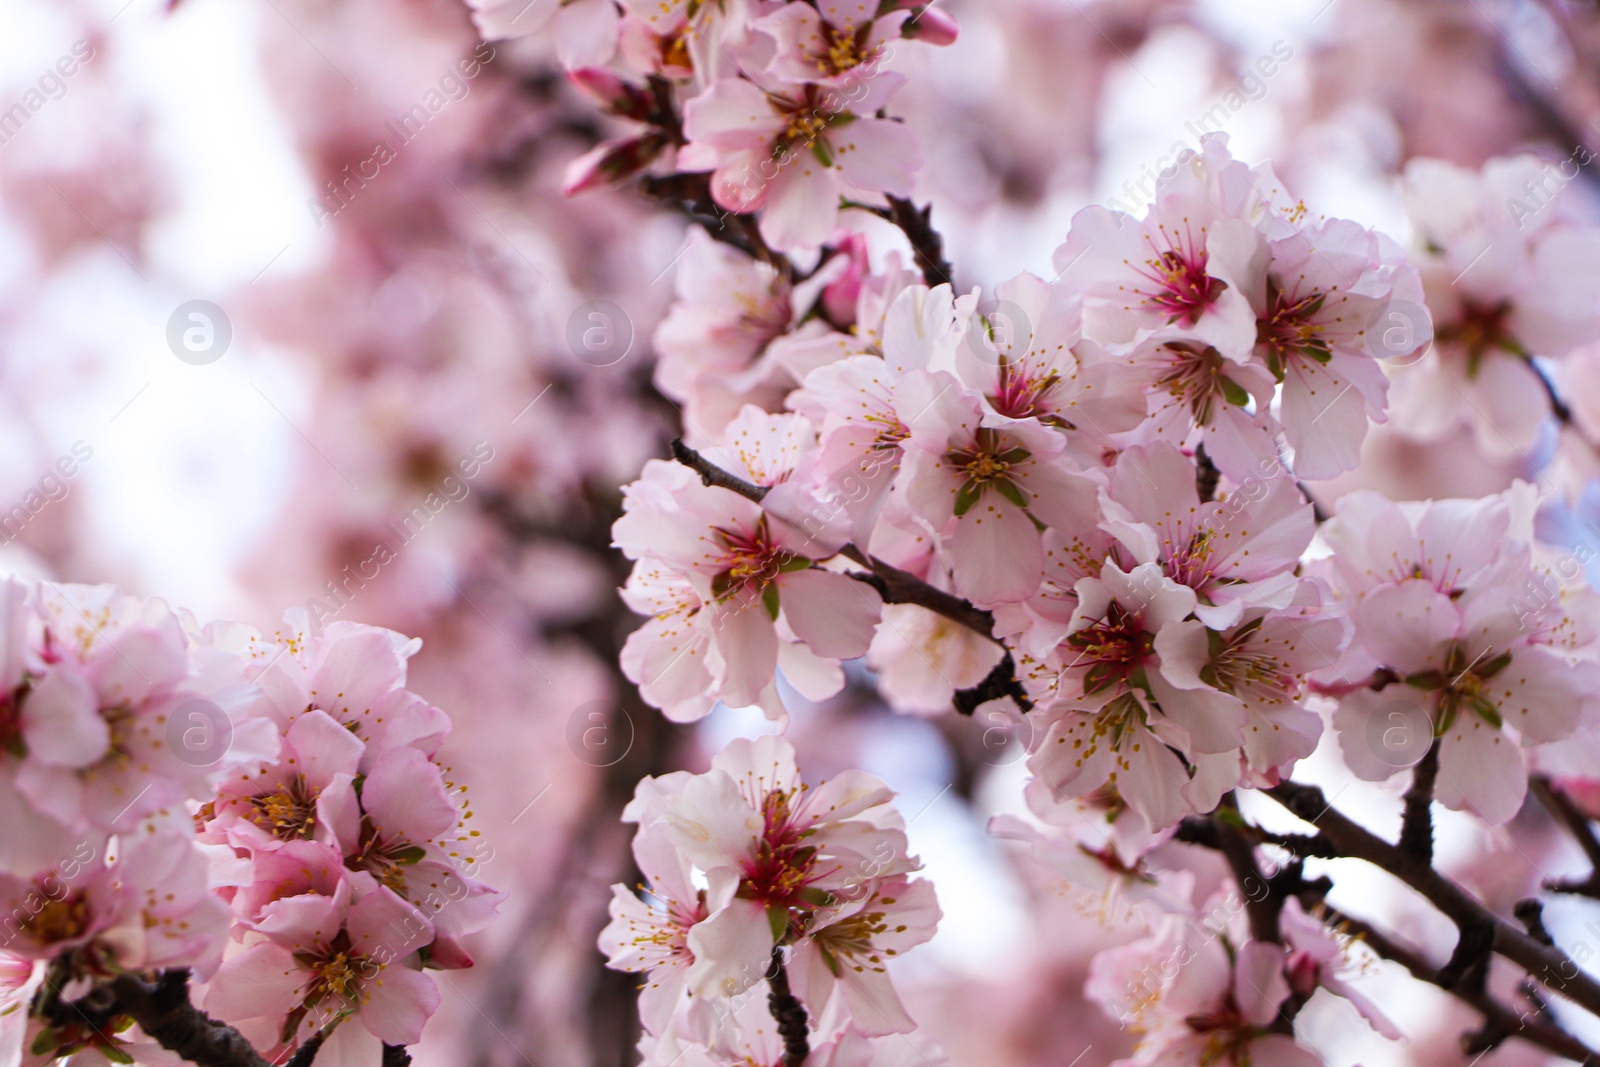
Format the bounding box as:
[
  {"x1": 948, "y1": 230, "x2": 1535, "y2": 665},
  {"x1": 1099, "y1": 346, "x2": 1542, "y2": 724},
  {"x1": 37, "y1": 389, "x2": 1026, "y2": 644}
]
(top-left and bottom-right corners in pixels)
[
  {"x1": 475, "y1": 482, "x2": 688, "y2": 1067},
  {"x1": 1194, "y1": 444, "x2": 1220, "y2": 504},
  {"x1": 1214, "y1": 796, "x2": 1282, "y2": 945},
  {"x1": 284, "y1": 1028, "x2": 330, "y2": 1067},
  {"x1": 1534, "y1": 776, "x2": 1600, "y2": 897},
  {"x1": 766, "y1": 950, "x2": 811, "y2": 1067},
  {"x1": 640, "y1": 172, "x2": 783, "y2": 271},
  {"x1": 1320, "y1": 904, "x2": 1600, "y2": 1064},
  {"x1": 953, "y1": 650, "x2": 1034, "y2": 714},
  {"x1": 382, "y1": 1045, "x2": 413, "y2": 1066},
  {"x1": 1525, "y1": 353, "x2": 1600, "y2": 457}
]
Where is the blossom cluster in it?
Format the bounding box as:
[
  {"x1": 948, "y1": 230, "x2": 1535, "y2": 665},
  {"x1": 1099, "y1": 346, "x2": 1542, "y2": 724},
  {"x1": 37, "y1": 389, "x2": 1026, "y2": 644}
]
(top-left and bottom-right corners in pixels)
[
  {"x1": 474, "y1": 0, "x2": 1600, "y2": 1062},
  {"x1": 597, "y1": 129, "x2": 1600, "y2": 1063},
  {"x1": 0, "y1": 580, "x2": 496, "y2": 1064},
  {"x1": 472, "y1": 0, "x2": 958, "y2": 251},
  {"x1": 615, "y1": 135, "x2": 1435, "y2": 828},
  {"x1": 600, "y1": 735, "x2": 943, "y2": 1065}
]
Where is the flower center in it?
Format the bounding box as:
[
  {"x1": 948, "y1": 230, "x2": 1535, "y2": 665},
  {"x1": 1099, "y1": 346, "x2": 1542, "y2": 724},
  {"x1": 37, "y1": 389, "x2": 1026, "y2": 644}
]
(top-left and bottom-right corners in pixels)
[
  {"x1": 1154, "y1": 343, "x2": 1251, "y2": 427},
  {"x1": 247, "y1": 775, "x2": 319, "y2": 840},
  {"x1": 1438, "y1": 299, "x2": 1518, "y2": 374},
  {"x1": 991, "y1": 358, "x2": 1064, "y2": 421},
  {"x1": 22, "y1": 893, "x2": 90, "y2": 947},
  {"x1": 1258, "y1": 279, "x2": 1334, "y2": 378},
  {"x1": 822, "y1": 27, "x2": 868, "y2": 74},
  {"x1": 1067, "y1": 603, "x2": 1155, "y2": 696},
  {"x1": 1135, "y1": 230, "x2": 1227, "y2": 326}
]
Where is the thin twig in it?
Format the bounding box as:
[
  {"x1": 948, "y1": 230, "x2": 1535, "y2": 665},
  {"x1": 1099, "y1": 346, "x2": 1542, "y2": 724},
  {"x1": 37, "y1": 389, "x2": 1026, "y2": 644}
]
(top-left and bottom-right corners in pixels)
[
  {"x1": 1533, "y1": 775, "x2": 1600, "y2": 897},
  {"x1": 670, "y1": 438, "x2": 1001, "y2": 639}
]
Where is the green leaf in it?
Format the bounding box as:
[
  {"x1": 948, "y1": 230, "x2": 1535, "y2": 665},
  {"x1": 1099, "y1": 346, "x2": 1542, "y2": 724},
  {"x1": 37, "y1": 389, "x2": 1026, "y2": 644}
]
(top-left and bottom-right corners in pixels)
[
  {"x1": 1218, "y1": 376, "x2": 1251, "y2": 408},
  {"x1": 101, "y1": 1044, "x2": 137, "y2": 1065},
  {"x1": 953, "y1": 480, "x2": 982, "y2": 517}
]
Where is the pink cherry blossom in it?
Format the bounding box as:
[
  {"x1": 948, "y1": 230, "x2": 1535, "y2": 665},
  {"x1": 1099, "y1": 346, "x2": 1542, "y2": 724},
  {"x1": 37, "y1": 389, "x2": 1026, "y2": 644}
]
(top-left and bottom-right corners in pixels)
[
  {"x1": 1053, "y1": 135, "x2": 1265, "y2": 357},
  {"x1": 680, "y1": 76, "x2": 921, "y2": 250},
  {"x1": 901, "y1": 383, "x2": 1102, "y2": 607},
  {"x1": 206, "y1": 885, "x2": 439, "y2": 1050}
]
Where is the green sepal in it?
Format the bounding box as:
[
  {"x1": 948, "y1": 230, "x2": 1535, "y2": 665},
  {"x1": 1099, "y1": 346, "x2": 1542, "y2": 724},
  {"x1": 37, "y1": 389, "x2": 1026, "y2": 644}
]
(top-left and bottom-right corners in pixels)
[
  {"x1": 392, "y1": 845, "x2": 428, "y2": 866},
  {"x1": 953, "y1": 480, "x2": 982, "y2": 517},
  {"x1": 30, "y1": 1028, "x2": 61, "y2": 1057},
  {"x1": 768, "y1": 905, "x2": 791, "y2": 944},
  {"x1": 811, "y1": 140, "x2": 834, "y2": 167},
  {"x1": 1477, "y1": 650, "x2": 1514, "y2": 679},
  {"x1": 1219, "y1": 376, "x2": 1251, "y2": 408},
  {"x1": 762, "y1": 584, "x2": 781, "y2": 621},
  {"x1": 995, "y1": 478, "x2": 1028, "y2": 509},
  {"x1": 1404, "y1": 670, "x2": 1446, "y2": 690}
]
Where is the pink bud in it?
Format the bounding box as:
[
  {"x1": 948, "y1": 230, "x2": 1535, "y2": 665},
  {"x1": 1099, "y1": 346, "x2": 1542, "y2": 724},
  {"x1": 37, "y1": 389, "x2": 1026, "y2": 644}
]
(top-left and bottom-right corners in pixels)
[
  {"x1": 426, "y1": 936, "x2": 476, "y2": 970},
  {"x1": 567, "y1": 68, "x2": 654, "y2": 122},
  {"x1": 562, "y1": 134, "x2": 667, "y2": 196},
  {"x1": 822, "y1": 233, "x2": 870, "y2": 327},
  {"x1": 1284, "y1": 949, "x2": 1320, "y2": 998},
  {"x1": 902, "y1": 6, "x2": 958, "y2": 46}
]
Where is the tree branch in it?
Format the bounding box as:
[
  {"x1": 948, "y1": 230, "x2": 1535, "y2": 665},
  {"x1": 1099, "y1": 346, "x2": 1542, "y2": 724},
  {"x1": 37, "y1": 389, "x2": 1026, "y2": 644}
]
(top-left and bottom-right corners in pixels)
[
  {"x1": 640, "y1": 172, "x2": 783, "y2": 271},
  {"x1": 883, "y1": 196, "x2": 953, "y2": 287},
  {"x1": 1321, "y1": 904, "x2": 1600, "y2": 1064},
  {"x1": 1398, "y1": 740, "x2": 1441, "y2": 863},
  {"x1": 1267, "y1": 779, "x2": 1600, "y2": 1019},
  {"x1": 64, "y1": 971, "x2": 274, "y2": 1067},
  {"x1": 1533, "y1": 775, "x2": 1600, "y2": 898},
  {"x1": 766, "y1": 949, "x2": 810, "y2": 1067}
]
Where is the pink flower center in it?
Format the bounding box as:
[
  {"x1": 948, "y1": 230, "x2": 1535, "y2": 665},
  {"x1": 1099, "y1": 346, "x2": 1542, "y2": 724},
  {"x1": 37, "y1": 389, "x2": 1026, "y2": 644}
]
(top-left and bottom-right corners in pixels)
[
  {"x1": 1258, "y1": 279, "x2": 1334, "y2": 378},
  {"x1": 991, "y1": 358, "x2": 1064, "y2": 421},
  {"x1": 1153, "y1": 342, "x2": 1251, "y2": 427},
  {"x1": 711, "y1": 517, "x2": 789, "y2": 602},
  {"x1": 1067, "y1": 601, "x2": 1154, "y2": 695},
  {"x1": 1134, "y1": 227, "x2": 1227, "y2": 326}
]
